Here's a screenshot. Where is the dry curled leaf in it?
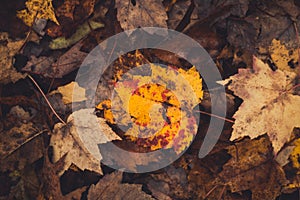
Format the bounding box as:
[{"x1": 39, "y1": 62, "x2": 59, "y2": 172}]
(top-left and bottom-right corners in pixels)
[{"x1": 222, "y1": 56, "x2": 300, "y2": 153}]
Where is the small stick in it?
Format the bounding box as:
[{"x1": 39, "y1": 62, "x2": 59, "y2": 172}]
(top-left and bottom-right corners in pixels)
[
  {"x1": 195, "y1": 110, "x2": 235, "y2": 124},
  {"x1": 28, "y1": 75, "x2": 66, "y2": 125},
  {"x1": 217, "y1": 185, "x2": 226, "y2": 200},
  {"x1": 204, "y1": 185, "x2": 219, "y2": 199},
  {"x1": 4, "y1": 129, "x2": 47, "y2": 159}
]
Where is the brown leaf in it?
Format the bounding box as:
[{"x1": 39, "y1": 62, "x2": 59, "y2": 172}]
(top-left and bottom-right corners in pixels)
[
  {"x1": 219, "y1": 136, "x2": 287, "y2": 200},
  {"x1": 40, "y1": 153, "x2": 66, "y2": 200},
  {"x1": 40, "y1": 152, "x2": 87, "y2": 199},
  {"x1": 115, "y1": 0, "x2": 167, "y2": 33},
  {"x1": 22, "y1": 42, "x2": 87, "y2": 78},
  {"x1": 0, "y1": 107, "x2": 44, "y2": 171},
  {"x1": 50, "y1": 108, "x2": 121, "y2": 175},
  {"x1": 56, "y1": 0, "x2": 80, "y2": 20},
  {"x1": 0, "y1": 32, "x2": 26, "y2": 84},
  {"x1": 88, "y1": 171, "x2": 154, "y2": 200},
  {"x1": 50, "y1": 42, "x2": 87, "y2": 78},
  {"x1": 222, "y1": 56, "x2": 300, "y2": 153},
  {"x1": 166, "y1": 0, "x2": 193, "y2": 30}
]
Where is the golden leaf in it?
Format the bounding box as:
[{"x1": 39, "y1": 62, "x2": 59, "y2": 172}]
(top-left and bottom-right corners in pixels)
[
  {"x1": 96, "y1": 64, "x2": 203, "y2": 154},
  {"x1": 17, "y1": 0, "x2": 59, "y2": 27}
]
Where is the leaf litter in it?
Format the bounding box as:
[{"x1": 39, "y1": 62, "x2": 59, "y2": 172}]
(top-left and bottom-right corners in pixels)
[{"x1": 2, "y1": 0, "x2": 300, "y2": 199}]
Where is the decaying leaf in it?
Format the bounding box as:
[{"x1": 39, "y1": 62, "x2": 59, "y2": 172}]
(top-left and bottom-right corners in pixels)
[
  {"x1": 147, "y1": 165, "x2": 189, "y2": 199},
  {"x1": 55, "y1": 0, "x2": 80, "y2": 20},
  {"x1": 17, "y1": 0, "x2": 59, "y2": 27},
  {"x1": 0, "y1": 106, "x2": 44, "y2": 171},
  {"x1": 115, "y1": 0, "x2": 167, "y2": 33},
  {"x1": 49, "y1": 20, "x2": 104, "y2": 49},
  {"x1": 50, "y1": 108, "x2": 121, "y2": 175},
  {"x1": 222, "y1": 56, "x2": 300, "y2": 153},
  {"x1": 22, "y1": 42, "x2": 87, "y2": 78},
  {"x1": 50, "y1": 81, "x2": 87, "y2": 104},
  {"x1": 97, "y1": 64, "x2": 203, "y2": 154},
  {"x1": 269, "y1": 39, "x2": 299, "y2": 72},
  {"x1": 0, "y1": 32, "x2": 26, "y2": 84},
  {"x1": 219, "y1": 136, "x2": 287, "y2": 200},
  {"x1": 88, "y1": 171, "x2": 154, "y2": 200}
]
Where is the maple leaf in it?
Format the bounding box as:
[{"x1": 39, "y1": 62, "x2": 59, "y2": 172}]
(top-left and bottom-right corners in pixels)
[
  {"x1": 97, "y1": 65, "x2": 202, "y2": 154},
  {"x1": 17, "y1": 0, "x2": 59, "y2": 27},
  {"x1": 115, "y1": 0, "x2": 167, "y2": 34},
  {"x1": 223, "y1": 56, "x2": 300, "y2": 153},
  {"x1": 50, "y1": 109, "x2": 121, "y2": 175}
]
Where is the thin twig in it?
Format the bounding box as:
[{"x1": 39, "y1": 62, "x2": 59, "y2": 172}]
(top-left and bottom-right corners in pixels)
[
  {"x1": 195, "y1": 110, "x2": 235, "y2": 123},
  {"x1": 28, "y1": 75, "x2": 66, "y2": 125},
  {"x1": 218, "y1": 185, "x2": 226, "y2": 200},
  {"x1": 4, "y1": 129, "x2": 47, "y2": 159},
  {"x1": 204, "y1": 185, "x2": 219, "y2": 199}
]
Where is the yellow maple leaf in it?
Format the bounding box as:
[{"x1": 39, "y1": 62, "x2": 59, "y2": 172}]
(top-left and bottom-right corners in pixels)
[
  {"x1": 17, "y1": 0, "x2": 59, "y2": 27},
  {"x1": 96, "y1": 64, "x2": 203, "y2": 154}
]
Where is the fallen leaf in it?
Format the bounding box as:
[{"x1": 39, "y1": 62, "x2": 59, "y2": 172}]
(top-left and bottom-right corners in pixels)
[
  {"x1": 88, "y1": 171, "x2": 154, "y2": 200},
  {"x1": 51, "y1": 42, "x2": 88, "y2": 78},
  {"x1": 269, "y1": 39, "x2": 299, "y2": 72},
  {"x1": 17, "y1": 0, "x2": 59, "y2": 26},
  {"x1": 49, "y1": 19, "x2": 104, "y2": 49},
  {"x1": 222, "y1": 56, "x2": 300, "y2": 153},
  {"x1": 166, "y1": 0, "x2": 193, "y2": 30},
  {"x1": 0, "y1": 117, "x2": 42, "y2": 158},
  {"x1": 219, "y1": 136, "x2": 287, "y2": 200},
  {"x1": 147, "y1": 165, "x2": 189, "y2": 199},
  {"x1": 22, "y1": 42, "x2": 87, "y2": 78},
  {"x1": 56, "y1": 0, "x2": 80, "y2": 20},
  {"x1": 50, "y1": 108, "x2": 121, "y2": 175},
  {"x1": 115, "y1": 0, "x2": 167, "y2": 34},
  {"x1": 50, "y1": 81, "x2": 87, "y2": 104},
  {"x1": 22, "y1": 55, "x2": 56, "y2": 77},
  {"x1": 290, "y1": 138, "x2": 300, "y2": 170},
  {"x1": 0, "y1": 106, "x2": 44, "y2": 171},
  {"x1": 97, "y1": 65, "x2": 202, "y2": 154},
  {"x1": 0, "y1": 32, "x2": 26, "y2": 84}
]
